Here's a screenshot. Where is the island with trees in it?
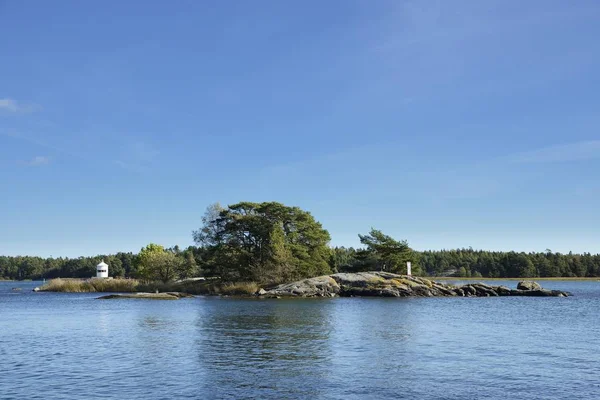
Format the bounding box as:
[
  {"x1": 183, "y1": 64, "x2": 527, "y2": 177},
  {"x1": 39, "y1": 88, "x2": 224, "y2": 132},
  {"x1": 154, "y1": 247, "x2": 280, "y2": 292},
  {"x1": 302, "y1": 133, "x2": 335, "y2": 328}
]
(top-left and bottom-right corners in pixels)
[{"x1": 1, "y1": 202, "x2": 596, "y2": 296}]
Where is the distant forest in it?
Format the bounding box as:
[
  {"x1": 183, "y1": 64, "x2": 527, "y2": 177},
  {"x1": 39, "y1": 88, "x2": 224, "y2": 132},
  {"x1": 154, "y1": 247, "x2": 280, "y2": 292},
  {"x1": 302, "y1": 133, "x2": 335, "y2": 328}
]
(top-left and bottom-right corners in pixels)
[
  {"x1": 3, "y1": 247, "x2": 599, "y2": 281},
  {"x1": 331, "y1": 247, "x2": 600, "y2": 278},
  {"x1": 2, "y1": 202, "x2": 599, "y2": 281}
]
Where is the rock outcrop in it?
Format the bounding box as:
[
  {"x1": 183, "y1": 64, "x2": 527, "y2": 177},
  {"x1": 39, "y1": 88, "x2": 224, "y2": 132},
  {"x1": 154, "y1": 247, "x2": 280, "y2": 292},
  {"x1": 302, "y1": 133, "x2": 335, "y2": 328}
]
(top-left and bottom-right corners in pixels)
[
  {"x1": 97, "y1": 292, "x2": 192, "y2": 300},
  {"x1": 517, "y1": 281, "x2": 542, "y2": 291},
  {"x1": 264, "y1": 276, "x2": 340, "y2": 298},
  {"x1": 259, "y1": 272, "x2": 570, "y2": 298},
  {"x1": 165, "y1": 292, "x2": 195, "y2": 298}
]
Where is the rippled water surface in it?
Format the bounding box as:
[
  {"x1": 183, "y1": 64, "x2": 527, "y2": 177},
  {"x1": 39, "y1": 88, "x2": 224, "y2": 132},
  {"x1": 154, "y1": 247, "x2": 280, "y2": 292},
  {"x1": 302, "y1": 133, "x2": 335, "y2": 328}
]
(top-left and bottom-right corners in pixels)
[{"x1": 1, "y1": 280, "x2": 599, "y2": 399}]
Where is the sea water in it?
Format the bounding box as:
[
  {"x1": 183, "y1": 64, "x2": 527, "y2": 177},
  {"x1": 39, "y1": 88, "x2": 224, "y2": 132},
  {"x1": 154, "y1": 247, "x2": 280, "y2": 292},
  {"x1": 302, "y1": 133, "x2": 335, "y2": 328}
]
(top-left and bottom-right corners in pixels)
[{"x1": 0, "y1": 280, "x2": 598, "y2": 399}]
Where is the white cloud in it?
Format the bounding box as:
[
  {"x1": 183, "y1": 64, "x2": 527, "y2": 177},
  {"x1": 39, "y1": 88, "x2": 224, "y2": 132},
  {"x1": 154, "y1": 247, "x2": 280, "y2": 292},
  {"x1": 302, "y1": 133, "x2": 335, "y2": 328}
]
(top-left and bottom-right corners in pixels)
[
  {"x1": 0, "y1": 98, "x2": 36, "y2": 113},
  {"x1": 0, "y1": 98, "x2": 19, "y2": 112},
  {"x1": 509, "y1": 141, "x2": 600, "y2": 164},
  {"x1": 26, "y1": 156, "x2": 50, "y2": 166}
]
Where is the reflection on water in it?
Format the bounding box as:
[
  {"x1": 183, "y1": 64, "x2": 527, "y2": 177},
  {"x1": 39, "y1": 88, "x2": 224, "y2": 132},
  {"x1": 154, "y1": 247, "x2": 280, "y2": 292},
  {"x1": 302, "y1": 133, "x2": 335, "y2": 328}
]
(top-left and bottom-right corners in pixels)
[
  {"x1": 193, "y1": 299, "x2": 336, "y2": 398},
  {"x1": 0, "y1": 281, "x2": 599, "y2": 399}
]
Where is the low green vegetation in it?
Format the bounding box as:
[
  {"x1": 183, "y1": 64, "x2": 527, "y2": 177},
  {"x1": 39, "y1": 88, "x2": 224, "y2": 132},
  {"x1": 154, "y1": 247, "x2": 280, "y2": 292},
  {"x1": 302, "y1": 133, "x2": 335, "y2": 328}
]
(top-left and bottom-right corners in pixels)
[
  {"x1": 4, "y1": 201, "x2": 600, "y2": 285},
  {"x1": 214, "y1": 282, "x2": 261, "y2": 296},
  {"x1": 40, "y1": 278, "x2": 139, "y2": 293},
  {"x1": 41, "y1": 277, "x2": 263, "y2": 296}
]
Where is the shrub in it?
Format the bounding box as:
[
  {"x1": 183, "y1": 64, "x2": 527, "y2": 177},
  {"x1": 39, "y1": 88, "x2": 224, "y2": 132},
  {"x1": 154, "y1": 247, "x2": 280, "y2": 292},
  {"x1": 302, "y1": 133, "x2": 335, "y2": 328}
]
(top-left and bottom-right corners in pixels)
[{"x1": 217, "y1": 282, "x2": 260, "y2": 296}]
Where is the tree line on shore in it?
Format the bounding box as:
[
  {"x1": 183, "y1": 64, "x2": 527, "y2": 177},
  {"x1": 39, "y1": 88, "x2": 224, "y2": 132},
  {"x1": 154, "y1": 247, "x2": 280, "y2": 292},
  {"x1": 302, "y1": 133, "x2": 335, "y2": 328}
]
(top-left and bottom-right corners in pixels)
[{"x1": 2, "y1": 202, "x2": 599, "y2": 282}]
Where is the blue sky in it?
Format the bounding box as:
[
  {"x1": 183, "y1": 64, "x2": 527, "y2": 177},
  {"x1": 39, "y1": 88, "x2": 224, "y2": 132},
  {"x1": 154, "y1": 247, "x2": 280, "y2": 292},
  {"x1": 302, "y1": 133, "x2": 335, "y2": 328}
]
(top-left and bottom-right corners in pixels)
[{"x1": 1, "y1": 0, "x2": 600, "y2": 257}]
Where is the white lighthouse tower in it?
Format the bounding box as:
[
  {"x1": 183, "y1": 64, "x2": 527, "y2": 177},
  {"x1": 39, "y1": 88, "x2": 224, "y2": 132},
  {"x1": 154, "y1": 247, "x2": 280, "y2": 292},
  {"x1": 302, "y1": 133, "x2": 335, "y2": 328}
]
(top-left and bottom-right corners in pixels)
[{"x1": 96, "y1": 260, "x2": 109, "y2": 279}]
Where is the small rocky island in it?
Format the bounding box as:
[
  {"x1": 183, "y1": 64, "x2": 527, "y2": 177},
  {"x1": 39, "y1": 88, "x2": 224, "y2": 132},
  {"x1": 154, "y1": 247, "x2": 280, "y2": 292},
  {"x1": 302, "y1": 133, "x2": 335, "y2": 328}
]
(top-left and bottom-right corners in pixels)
[
  {"x1": 88, "y1": 272, "x2": 570, "y2": 300},
  {"x1": 97, "y1": 292, "x2": 194, "y2": 300},
  {"x1": 258, "y1": 272, "x2": 570, "y2": 298}
]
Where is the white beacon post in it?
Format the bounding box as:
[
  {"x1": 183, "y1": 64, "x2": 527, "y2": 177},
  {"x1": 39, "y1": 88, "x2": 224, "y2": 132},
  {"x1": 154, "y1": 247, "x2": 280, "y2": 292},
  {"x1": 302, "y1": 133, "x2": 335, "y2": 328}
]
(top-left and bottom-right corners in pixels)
[{"x1": 406, "y1": 262, "x2": 412, "y2": 276}]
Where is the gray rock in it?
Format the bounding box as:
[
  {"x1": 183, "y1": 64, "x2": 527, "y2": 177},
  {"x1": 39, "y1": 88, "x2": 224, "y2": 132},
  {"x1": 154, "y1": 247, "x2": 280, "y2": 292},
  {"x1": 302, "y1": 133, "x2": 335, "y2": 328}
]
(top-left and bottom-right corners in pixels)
[
  {"x1": 471, "y1": 284, "x2": 498, "y2": 296},
  {"x1": 517, "y1": 281, "x2": 542, "y2": 291},
  {"x1": 432, "y1": 284, "x2": 456, "y2": 296},
  {"x1": 261, "y1": 272, "x2": 570, "y2": 298},
  {"x1": 165, "y1": 292, "x2": 194, "y2": 298},
  {"x1": 266, "y1": 275, "x2": 340, "y2": 297},
  {"x1": 473, "y1": 282, "x2": 494, "y2": 290},
  {"x1": 463, "y1": 285, "x2": 477, "y2": 296},
  {"x1": 411, "y1": 284, "x2": 433, "y2": 297},
  {"x1": 331, "y1": 272, "x2": 386, "y2": 287},
  {"x1": 495, "y1": 286, "x2": 512, "y2": 296},
  {"x1": 97, "y1": 292, "x2": 180, "y2": 300}
]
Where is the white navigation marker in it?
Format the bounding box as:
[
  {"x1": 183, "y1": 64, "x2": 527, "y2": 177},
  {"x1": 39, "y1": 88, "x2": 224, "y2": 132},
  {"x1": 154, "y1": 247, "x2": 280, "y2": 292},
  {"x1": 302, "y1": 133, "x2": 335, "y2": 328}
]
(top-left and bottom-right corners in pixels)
[
  {"x1": 406, "y1": 262, "x2": 412, "y2": 276},
  {"x1": 96, "y1": 260, "x2": 109, "y2": 279}
]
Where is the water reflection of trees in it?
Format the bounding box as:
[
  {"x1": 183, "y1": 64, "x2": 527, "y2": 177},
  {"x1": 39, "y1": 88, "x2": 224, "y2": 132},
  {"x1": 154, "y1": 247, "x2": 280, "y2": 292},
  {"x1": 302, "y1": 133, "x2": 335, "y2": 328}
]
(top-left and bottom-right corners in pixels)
[{"x1": 193, "y1": 298, "x2": 336, "y2": 398}]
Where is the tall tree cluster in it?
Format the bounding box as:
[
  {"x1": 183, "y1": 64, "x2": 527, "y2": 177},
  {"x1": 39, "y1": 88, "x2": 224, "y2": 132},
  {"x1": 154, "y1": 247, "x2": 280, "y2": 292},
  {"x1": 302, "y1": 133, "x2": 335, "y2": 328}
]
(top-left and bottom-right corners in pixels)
[{"x1": 192, "y1": 202, "x2": 332, "y2": 283}]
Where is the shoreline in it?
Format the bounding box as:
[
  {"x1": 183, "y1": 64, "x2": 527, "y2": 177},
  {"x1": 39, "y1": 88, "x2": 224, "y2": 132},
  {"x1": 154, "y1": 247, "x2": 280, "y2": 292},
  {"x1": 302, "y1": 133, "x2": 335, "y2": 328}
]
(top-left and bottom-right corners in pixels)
[
  {"x1": 258, "y1": 272, "x2": 571, "y2": 298},
  {"x1": 433, "y1": 276, "x2": 599, "y2": 281},
  {"x1": 9, "y1": 276, "x2": 600, "y2": 284},
  {"x1": 29, "y1": 274, "x2": 581, "y2": 298}
]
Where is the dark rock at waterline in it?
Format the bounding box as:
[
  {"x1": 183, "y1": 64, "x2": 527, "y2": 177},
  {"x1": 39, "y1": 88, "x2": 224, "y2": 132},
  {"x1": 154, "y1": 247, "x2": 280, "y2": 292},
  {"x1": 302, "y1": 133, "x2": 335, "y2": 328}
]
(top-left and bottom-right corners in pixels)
[
  {"x1": 510, "y1": 289, "x2": 570, "y2": 297},
  {"x1": 258, "y1": 272, "x2": 571, "y2": 298},
  {"x1": 495, "y1": 286, "x2": 512, "y2": 296},
  {"x1": 165, "y1": 292, "x2": 195, "y2": 298},
  {"x1": 97, "y1": 292, "x2": 184, "y2": 300},
  {"x1": 517, "y1": 281, "x2": 543, "y2": 291}
]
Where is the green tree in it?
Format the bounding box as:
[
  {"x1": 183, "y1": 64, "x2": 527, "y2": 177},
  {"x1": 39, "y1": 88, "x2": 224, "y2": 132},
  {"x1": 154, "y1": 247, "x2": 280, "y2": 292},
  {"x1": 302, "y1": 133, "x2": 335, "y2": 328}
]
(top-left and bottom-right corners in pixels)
[
  {"x1": 358, "y1": 229, "x2": 417, "y2": 274},
  {"x1": 182, "y1": 250, "x2": 199, "y2": 278},
  {"x1": 329, "y1": 247, "x2": 357, "y2": 272},
  {"x1": 193, "y1": 201, "x2": 331, "y2": 283},
  {"x1": 116, "y1": 252, "x2": 136, "y2": 277},
  {"x1": 193, "y1": 203, "x2": 225, "y2": 247},
  {"x1": 104, "y1": 255, "x2": 124, "y2": 278},
  {"x1": 136, "y1": 243, "x2": 185, "y2": 283}
]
